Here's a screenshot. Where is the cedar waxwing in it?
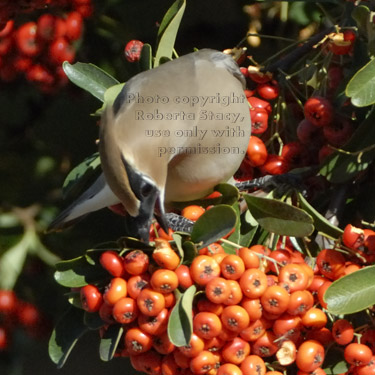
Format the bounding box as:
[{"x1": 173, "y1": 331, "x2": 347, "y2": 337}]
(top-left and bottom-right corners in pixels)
[{"x1": 49, "y1": 49, "x2": 251, "y2": 242}]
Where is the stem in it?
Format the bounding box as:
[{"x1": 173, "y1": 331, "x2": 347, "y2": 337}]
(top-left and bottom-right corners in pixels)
[
  {"x1": 246, "y1": 33, "x2": 295, "y2": 43},
  {"x1": 263, "y1": 27, "x2": 335, "y2": 74},
  {"x1": 219, "y1": 239, "x2": 284, "y2": 268}
]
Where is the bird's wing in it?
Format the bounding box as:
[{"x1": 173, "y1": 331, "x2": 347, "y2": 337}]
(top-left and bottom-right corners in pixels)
[{"x1": 48, "y1": 173, "x2": 119, "y2": 230}]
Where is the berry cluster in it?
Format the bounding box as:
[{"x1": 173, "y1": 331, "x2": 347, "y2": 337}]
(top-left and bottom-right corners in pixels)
[
  {"x1": 0, "y1": 0, "x2": 92, "y2": 30},
  {"x1": 0, "y1": 289, "x2": 45, "y2": 351},
  {"x1": 234, "y1": 29, "x2": 357, "y2": 182},
  {"x1": 77, "y1": 208, "x2": 375, "y2": 375},
  {"x1": 0, "y1": 0, "x2": 92, "y2": 91}
]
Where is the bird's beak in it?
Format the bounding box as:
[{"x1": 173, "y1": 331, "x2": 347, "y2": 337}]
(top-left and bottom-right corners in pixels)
[
  {"x1": 125, "y1": 190, "x2": 169, "y2": 243},
  {"x1": 155, "y1": 196, "x2": 169, "y2": 235}
]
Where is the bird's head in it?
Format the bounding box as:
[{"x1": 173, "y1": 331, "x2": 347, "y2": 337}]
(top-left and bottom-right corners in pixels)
[{"x1": 99, "y1": 106, "x2": 169, "y2": 243}]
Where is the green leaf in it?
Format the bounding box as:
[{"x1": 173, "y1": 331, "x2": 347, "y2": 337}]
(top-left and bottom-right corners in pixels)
[
  {"x1": 222, "y1": 203, "x2": 241, "y2": 255},
  {"x1": 346, "y1": 58, "x2": 375, "y2": 107},
  {"x1": 190, "y1": 205, "x2": 237, "y2": 248},
  {"x1": 238, "y1": 209, "x2": 259, "y2": 248},
  {"x1": 352, "y1": 6, "x2": 370, "y2": 37},
  {"x1": 0, "y1": 229, "x2": 33, "y2": 290},
  {"x1": 298, "y1": 192, "x2": 343, "y2": 238},
  {"x1": 0, "y1": 213, "x2": 21, "y2": 228},
  {"x1": 66, "y1": 291, "x2": 82, "y2": 309},
  {"x1": 99, "y1": 325, "x2": 124, "y2": 361},
  {"x1": 63, "y1": 62, "x2": 119, "y2": 102},
  {"x1": 289, "y1": 2, "x2": 322, "y2": 26},
  {"x1": 139, "y1": 43, "x2": 153, "y2": 72},
  {"x1": 102, "y1": 83, "x2": 125, "y2": 110},
  {"x1": 325, "y1": 265, "x2": 375, "y2": 315},
  {"x1": 154, "y1": 0, "x2": 186, "y2": 67},
  {"x1": 84, "y1": 311, "x2": 105, "y2": 330},
  {"x1": 323, "y1": 347, "x2": 349, "y2": 375},
  {"x1": 172, "y1": 232, "x2": 184, "y2": 261},
  {"x1": 54, "y1": 255, "x2": 108, "y2": 288},
  {"x1": 320, "y1": 109, "x2": 375, "y2": 183},
  {"x1": 168, "y1": 285, "x2": 196, "y2": 346},
  {"x1": 181, "y1": 241, "x2": 198, "y2": 265},
  {"x1": 49, "y1": 308, "x2": 89, "y2": 368},
  {"x1": 62, "y1": 153, "x2": 101, "y2": 200},
  {"x1": 244, "y1": 195, "x2": 314, "y2": 237},
  {"x1": 215, "y1": 183, "x2": 240, "y2": 206}
]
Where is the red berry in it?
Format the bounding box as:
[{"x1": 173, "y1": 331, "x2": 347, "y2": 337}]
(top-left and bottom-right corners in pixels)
[
  {"x1": 49, "y1": 37, "x2": 75, "y2": 65},
  {"x1": 328, "y1": 30, "x2": 356, "y2": 55},
  {"x1": 17, "y1": 302, "x2": 40, "y2": 327},
  {"x1": 100, "y1": 251, "x2": 125, "y2": 277},
  {"x1": 250, "y1": 108, "x2": 268, "y2": 134},
  {"x1": 124, "y1": 40, "x2": 144, "y2": 63},
  {"x1": 248, "y1": 65, "x2": 272, "y2": 83},
  {"x1": 37, "y1": 14, "x2": 58, "y2": 42},
  {"x1": 16, "y1": 22, "x2": 41, "y2": 57},
  {"x1": 65, "y1": 11, "x2": 83, "y2": 41},
  {"x1": 259, "y1": 154, "x2": 289, "y2": 175},
  {"x1": 0, "y1": 20, "x2": 14, "y2": 38},
  {"x1": 304, "y1": 96, "x2": 334, "y2": 127},
  {"x1": 248, "y1": 96, "x2": 272, "y2": 114},
  {"x1": 0, "y1": 290, "x2": 17, "y2": 314},
  {"x1": 343, "y1": 224, "x2": 365, "y2": 250},
  {"x1": 80, "y1": 284, "x2": 103, "y2": 312},
  {"x1": 323, "y1": 119, "x2": 353, "y2": 147},
  {"x1": 257, "y1": 80, "x2": 279, "y2": 101},
  {"x1": 247, "y1": 136, "x2": 268, "y2": 167},
  {"x1": 281, "y1": 142, "x2": 309, "y2": 168},
  {"x1": 26, "y1": 64, "x2": 54, "y2": 85}
]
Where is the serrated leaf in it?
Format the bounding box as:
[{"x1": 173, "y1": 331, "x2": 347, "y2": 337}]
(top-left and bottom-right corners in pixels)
[
  {"x1": 49, "y1": 308, "x2": 88, "y2": 368},
  {"x1": 320, "y1": 108, "x2": 375, "y2": 183},
  {"x1": 244, "y1": 195, "x2": 314, "y2": 237},
  {"x1": 99, "y1": 325, "x2": 124, "y2": 361},
  {"x1": 154, "y1": 0, "x2": 186, "y2": 67},
  {"x1": 325, "y1": 266, "x2": 375, "y2": 315},
  {"x1": 298, "y1": 192, "x2": 343, "y2": 238},
  {"x1": 346, "y1": 58, "x2": 375, "y2": 107},
  {"x1": 191, "y1": 205, "x2": 237, "y2": 248},
  {"x1": 54, "y1": 255, "x2": 108, "y2": 288},
  {"x1": 139, "y1": 43, "x2": 153, "y2": 72},
  {"x1": 168, "y1": 285, "x2": 195, "y2": 346},
  {"x1": 62, "y1": 153, "x2": 101, "y2": 200},
  {"x1": 63, "y1": 62, "x2": 119, "y2": 101}
]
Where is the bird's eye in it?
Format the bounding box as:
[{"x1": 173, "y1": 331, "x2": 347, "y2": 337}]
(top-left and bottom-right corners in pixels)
[{"x1": 140, "y1": 181, "x2": 154, "y2": 197}]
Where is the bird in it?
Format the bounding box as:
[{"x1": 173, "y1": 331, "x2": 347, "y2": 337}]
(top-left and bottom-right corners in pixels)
[{"x1": 49, "y1": 49, "x2": 251, "y2": 242}]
